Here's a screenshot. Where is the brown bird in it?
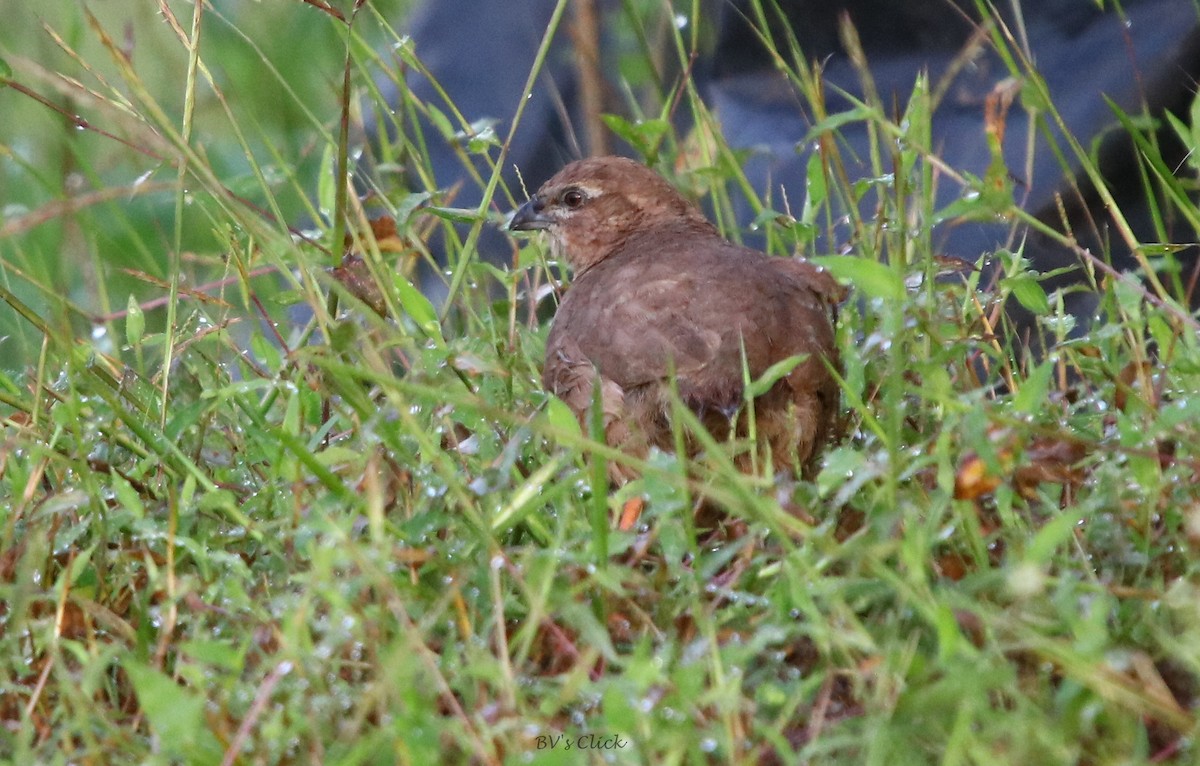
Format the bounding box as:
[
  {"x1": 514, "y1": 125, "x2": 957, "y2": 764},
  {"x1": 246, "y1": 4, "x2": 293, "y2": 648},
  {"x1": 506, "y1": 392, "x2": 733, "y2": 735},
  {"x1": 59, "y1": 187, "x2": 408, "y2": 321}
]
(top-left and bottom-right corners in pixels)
[{"x1": 509, "y1": 156, "x2": 844, "y2": 480}]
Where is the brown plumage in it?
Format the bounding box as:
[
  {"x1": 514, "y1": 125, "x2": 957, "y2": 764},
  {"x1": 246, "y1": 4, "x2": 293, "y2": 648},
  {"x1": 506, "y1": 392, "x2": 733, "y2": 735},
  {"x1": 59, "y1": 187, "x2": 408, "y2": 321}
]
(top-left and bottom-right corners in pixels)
[{"x1": 509, "y1": 156, "x2": 844, "y2": 480}]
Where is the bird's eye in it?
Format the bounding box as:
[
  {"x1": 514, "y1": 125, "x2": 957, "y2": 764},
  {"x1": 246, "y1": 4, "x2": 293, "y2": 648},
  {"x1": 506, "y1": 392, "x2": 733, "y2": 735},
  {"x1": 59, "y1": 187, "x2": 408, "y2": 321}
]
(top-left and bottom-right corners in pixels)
[{"x1": 562, "y1": 188, "x2": 585, "y2": 209}]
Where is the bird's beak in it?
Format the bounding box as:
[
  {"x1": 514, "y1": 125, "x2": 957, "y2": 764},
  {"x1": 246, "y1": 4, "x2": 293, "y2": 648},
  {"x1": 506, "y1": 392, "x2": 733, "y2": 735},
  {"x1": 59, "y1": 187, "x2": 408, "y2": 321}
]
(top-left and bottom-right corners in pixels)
[{"x1": 508, "y1": 197, "x2": 552, "y2": 231}]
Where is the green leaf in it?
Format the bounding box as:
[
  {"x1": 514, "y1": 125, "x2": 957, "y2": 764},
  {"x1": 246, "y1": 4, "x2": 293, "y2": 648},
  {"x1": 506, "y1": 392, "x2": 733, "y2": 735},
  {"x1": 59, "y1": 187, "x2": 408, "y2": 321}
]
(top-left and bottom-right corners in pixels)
[
  {"x1": 1025, "y1": 507, "x2": 1086, "y2": 564},
  {"x1": 317, "y1": 142, "x2": 336, "y2": 221},
  {"x1": 492, "y1": 454, "x2": 565, "y2": 533},
  {"x1": 392, "y1": 271, "x2": 443, "y2": 344},
  {"x1": 797, "y1": 105, "x2": 874, "y2": 145},
  {"x1": 816, "y1": 446, "x2": 867, "y2": 498},
  {"x1": 0, "y1": 56, "x2": 12, "y2": 80},
  {"x1": 425, "y1": 104, "x2": 457, "y2": 142},
  {"x1": 64, "y1": 544, "x2": 96, "y2": 588},
  {"x1": 751, "y1": 208, "x2": 788, "y2": 229},
  {"x1": 249, "y1": 332, "x2": 282, "y2": 372},
  {"x1": 933, "y1": 187, "x2": 989, "y2": 224},
  {"x1": 1112, "y1": 277, "x2": 1144, "y2": 319},
  {"x1": 110, "y1": 474, "x2": 146, "y2": 519},
  {"x1": 544, "y1": 395, "x2": 582, "y2": 439},
  {"x1": 463, "y1": 118, "x2": 499, "y2": 153},
  {"x1": 125, "y1": 295, "x2": 144, "y2": 345},
  {"x1": 601, "y1": 114, "x2": 669, "y2": 157},
  {"x1": 801, "y1": 149, "x2": 827, "y2": 224},
  {"x1": 198, "y1": 488, "x2": 238, "y2": 512},
  {"x1": 561, "y1": 603, "x2": 618, "y2": 661},
  {"x1": 1003, "y1": 273, "x2": 1050, "y2": 315},
  {"x1": 180, "y1": 639, "x2": 244, "y2": 672},
  {"x1": 425, "y1": 206, "x2": 485, "y2": 224},
  {"x1": 933, "y1": 603, "x2": 962, "y2": 661},
  {"x1": 395, "y1": 190, "x2": 433, "y2": 226},
  {"x1": 124, "y1": 663, "x2": 222, "y2": 764},
  {"x1": 746, "y1": 353, "x2": 806, "y2": 399},
  {"x1": 314, "y1": 446, "x2": 364, "y2": 468},
  {"x1": 1012, "y1": 359, "x2": 1054, "y2": 414},
  {"x1": 810, "y1": 255, "x2": 903, "y2": 302}
]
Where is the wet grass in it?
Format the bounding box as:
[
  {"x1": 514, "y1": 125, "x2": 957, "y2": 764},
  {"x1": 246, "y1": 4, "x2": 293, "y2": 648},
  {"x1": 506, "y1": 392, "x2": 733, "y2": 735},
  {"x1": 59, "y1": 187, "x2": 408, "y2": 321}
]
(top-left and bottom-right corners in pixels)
[{"x1": 1, "y1": 1, "x2": 1198, "y2": 763}]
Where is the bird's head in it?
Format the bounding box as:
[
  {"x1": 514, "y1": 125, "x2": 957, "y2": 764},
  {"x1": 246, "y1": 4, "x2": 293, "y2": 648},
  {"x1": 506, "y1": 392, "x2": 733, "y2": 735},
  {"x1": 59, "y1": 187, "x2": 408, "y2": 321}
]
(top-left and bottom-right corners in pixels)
[{"x1": 508, "y1": 156, "x2": 710, "y2": 272}]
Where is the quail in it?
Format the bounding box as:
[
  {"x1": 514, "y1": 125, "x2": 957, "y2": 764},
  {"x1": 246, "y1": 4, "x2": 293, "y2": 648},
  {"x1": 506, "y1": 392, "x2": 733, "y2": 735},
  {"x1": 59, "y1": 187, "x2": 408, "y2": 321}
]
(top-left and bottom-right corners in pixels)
[{"x1": 509, "y1": 156, "x2": 843, "y2": 480}]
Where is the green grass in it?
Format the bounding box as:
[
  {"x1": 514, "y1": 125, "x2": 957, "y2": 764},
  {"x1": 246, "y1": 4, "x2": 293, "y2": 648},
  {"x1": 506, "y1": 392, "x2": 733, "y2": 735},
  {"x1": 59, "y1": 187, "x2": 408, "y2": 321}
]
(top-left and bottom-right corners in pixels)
[{"x1": 2, "y1": 1, "x2": 1199, "y2": 764}]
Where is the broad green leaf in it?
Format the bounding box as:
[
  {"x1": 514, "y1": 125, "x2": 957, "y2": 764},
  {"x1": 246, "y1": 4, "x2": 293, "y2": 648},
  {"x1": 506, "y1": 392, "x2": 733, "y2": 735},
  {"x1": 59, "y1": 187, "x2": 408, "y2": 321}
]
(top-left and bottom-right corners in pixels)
[
  {"x1": 601, "y1": 115, "x2": 669, "y2": 156},
  {"x1": 1004, "y1": 273, "x2": 1050, "y2": 315},
  {"x1": 124, "y1": 663, "x2": 221, "y2": 765},
  {"x1": 544, "y1": 395, "x2": 582, "y2": 439}
]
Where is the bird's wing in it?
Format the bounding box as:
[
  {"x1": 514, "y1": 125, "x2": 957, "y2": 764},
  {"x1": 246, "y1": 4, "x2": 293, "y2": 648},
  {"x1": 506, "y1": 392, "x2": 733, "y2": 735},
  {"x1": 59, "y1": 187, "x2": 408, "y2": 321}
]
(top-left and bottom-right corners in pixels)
[
  {"x1": 542, "y1": 327, "x2": 635, "y2": 446},
  {"x1": 547, "y1": 242, "x2": 841, "y2": 418},
  {"x1": 769, "y1": 257, "x2": 847, "y2": 306},
  {"x1": 557, "y1": 273, "x2": 724, "y2": 388}
]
